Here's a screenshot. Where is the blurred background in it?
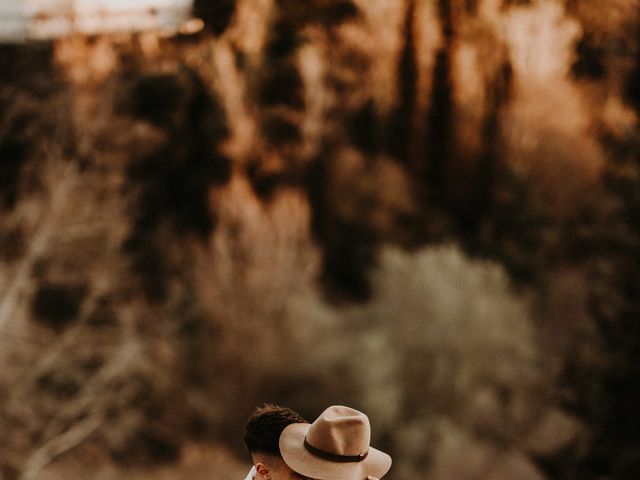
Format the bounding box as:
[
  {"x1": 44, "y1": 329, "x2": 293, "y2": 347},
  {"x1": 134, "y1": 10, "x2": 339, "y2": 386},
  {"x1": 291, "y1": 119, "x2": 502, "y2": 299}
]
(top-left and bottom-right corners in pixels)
[{"x1": 1, "y1": 0, "x2": 639, "y2": 479}]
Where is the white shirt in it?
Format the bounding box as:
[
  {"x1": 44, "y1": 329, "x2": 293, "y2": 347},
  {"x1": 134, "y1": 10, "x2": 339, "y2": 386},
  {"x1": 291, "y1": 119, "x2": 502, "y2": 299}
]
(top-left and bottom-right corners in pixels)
[{"x1": 244, "y1": 466, "x2": 256, "y2": 480}]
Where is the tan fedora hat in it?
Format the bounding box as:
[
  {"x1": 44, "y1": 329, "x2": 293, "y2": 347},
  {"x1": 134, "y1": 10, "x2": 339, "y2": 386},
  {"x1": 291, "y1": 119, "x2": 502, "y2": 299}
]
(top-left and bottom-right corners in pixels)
[{"x1": 279, "y1": 405, "x2": 392, "y2": 480}]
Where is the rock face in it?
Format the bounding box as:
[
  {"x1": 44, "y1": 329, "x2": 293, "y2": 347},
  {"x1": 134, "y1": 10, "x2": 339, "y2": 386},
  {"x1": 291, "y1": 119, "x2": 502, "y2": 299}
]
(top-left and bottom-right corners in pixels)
[{"x1": 0, "y1": 1, "x2": 639, "y2": 479}]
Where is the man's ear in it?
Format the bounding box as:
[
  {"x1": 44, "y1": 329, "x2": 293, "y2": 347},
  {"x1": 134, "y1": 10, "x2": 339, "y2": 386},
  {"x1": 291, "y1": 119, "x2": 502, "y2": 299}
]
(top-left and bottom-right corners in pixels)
[{"x1": 255, "y1": 462, "x2": 271, "y2": 479}]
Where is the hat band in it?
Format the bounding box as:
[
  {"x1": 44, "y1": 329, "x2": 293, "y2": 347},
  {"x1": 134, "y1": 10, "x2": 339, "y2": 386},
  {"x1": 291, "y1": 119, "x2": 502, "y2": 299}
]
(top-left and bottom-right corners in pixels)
[{"x1": 303, "y1": 437, "x2": 369, "y2": 463}]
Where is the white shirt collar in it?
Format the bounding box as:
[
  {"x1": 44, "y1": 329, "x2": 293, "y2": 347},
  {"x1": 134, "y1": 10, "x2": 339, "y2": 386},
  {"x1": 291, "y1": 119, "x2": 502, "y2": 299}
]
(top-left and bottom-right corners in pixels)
[{"x1": 244, "y1": 466, "x2": 257, "y2": 480}]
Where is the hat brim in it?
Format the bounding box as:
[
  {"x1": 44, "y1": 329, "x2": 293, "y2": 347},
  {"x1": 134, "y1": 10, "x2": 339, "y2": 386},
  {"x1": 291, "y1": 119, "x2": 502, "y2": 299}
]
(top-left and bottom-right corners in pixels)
[{"x1": 279, "y1": 423, "x2": 392, "y2": 480}]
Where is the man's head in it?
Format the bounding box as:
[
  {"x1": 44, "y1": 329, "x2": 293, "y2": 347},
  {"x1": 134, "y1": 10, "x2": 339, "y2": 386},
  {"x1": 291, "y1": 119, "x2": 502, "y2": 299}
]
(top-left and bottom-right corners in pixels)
[
  {"x1": 244, "y1": 404, "x2": 310, "y2": 480},
  {"x1": 279, "y1": 405, "x2": 392, "y2": 480}
]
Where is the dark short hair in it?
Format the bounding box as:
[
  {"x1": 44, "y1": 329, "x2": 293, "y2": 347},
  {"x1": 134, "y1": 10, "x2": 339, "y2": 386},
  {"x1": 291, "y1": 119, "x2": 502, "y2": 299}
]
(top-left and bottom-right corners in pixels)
[{"x1": 243, "y1": 404, "x2": 306, "y2": 457}]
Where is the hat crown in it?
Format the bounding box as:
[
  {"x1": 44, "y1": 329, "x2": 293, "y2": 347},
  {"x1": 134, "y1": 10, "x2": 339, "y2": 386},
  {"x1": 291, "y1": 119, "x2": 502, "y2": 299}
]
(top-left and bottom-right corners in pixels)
[{"x1": 305, "y1": 405, "x2": 371, "y2": 457}]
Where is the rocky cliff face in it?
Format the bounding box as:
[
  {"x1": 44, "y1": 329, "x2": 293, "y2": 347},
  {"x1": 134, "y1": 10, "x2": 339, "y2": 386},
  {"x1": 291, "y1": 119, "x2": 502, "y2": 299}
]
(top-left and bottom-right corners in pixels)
[{"x1": 1, "y1": 1, "x2": 639, "y2": 479}]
